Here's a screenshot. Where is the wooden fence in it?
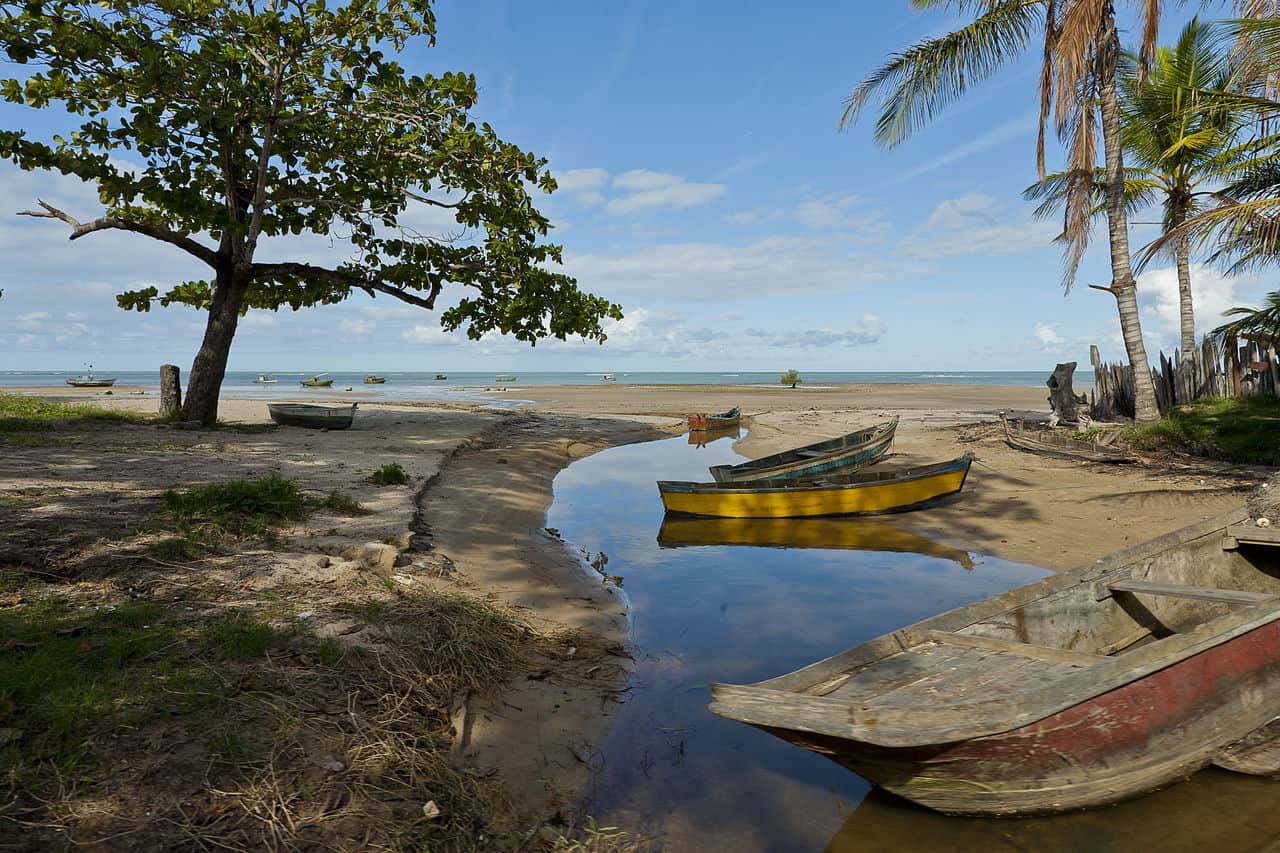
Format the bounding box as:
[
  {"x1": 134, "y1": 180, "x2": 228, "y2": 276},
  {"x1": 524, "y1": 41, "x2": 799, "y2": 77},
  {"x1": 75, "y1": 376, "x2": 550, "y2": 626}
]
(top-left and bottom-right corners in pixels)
[{"x1": 1089, "y1": 335, "x2": 1280, "y2": 421}]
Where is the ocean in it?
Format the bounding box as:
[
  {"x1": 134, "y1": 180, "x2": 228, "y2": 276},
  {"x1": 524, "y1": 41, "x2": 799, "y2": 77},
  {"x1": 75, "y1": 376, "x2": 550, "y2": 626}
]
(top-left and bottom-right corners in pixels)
[{"x1": 0, "y1": 369, "x2": 1055, "y2": 405}]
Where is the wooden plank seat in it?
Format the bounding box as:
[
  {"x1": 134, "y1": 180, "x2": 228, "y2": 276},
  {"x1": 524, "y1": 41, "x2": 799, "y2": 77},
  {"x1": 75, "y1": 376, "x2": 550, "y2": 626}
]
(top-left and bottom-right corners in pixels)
[
  {"x1": 1224, "y1": 524, "x2": 1280, "y2": 550},
  {"x1": 1108, "y1": 579, "x2": 1277, "y2": 607},
  {"x1": 794, "y1": 449, "x2": 826, "y2": 457}
]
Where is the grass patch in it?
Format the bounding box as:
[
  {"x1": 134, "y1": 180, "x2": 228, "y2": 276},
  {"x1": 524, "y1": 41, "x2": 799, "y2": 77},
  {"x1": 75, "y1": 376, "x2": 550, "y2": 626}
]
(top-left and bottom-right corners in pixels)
[
  {"x1": 1122, "y1": 395, "x2": 1280, "y2": 464},
  {"x1": 0, "y1": 394, "x2": 147, "y2": 432},
  {"x1": 145, "y1": 535, "x2": 207, "y2": 563},
  {"x1": 316, "y1": 490, "x2": 369, "y2": 516},
  {"x1": 368, "y1": 462, "x2": 410, "y2": 486},
  {"x1": 162, "y1": 474, "x2": 307, "y2": 541}
]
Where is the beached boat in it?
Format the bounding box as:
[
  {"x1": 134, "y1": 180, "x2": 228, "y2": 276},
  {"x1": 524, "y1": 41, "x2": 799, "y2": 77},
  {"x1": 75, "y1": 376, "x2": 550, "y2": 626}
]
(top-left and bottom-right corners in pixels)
[
  {"x1": 363, "y1": 376, "x2": 386, "y2": 384},
  {"x1": 658, "y1": 453, "x2": 972, "y2": 519},
  {"x1": 267, "y1": 403, "x2": 357, "y2": 429},
  {"x1": 688, "y1": 407, "x2": 740, "y2": 431},
  {"x1": 495, "y1": 374, "x2": 517, "y2": 382},
  {"x1": 708, "y1": 417, "x2": 898, "y2": 483},
  {"x1": 254, "y1": 374, "x2": 278, "y2": 384},
  {"x1": 66, "y1": 366, "x2": 115, "y2": 388},
  {"x1": 709, "y1": 507, "x2": 1280, "y2": 816},
  {"x1": 1001, "y1": 415, "x2": 1137, "y2": 464},
  {"x1": 657, "y1": 516, "x2": 975, "y2": 570},
  {"x1": 300, "y1": 375, "x2": 333, "y2": 388}
]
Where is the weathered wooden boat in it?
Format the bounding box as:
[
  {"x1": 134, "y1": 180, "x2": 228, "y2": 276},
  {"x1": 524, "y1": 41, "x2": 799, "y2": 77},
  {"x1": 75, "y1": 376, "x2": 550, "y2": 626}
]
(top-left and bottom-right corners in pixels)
[
  {"x1": 709, "y1": 507, "x2": 1280, "y2": 816},
  {"x1": 267, "y1": 403, "x2": 357, "y2": 429},
  {"x1": 495, "y1": 374, "x2": 517, "y2": 383},
  {"x1": 65, "y1": 376, "x2": 116, "y2": 388},
  {"x1": 708, "y1": 417, "x2": 898, "y2": 484},
  {"x1": 688, "y1": 407, "x2": 740, "y2": 431},
  {"x1": 658, "y1": 453, "x2": 972, "y2": 519},
  {"x1": 657, "y1": 516, "x2": 975, "y2": 570},
  {"x1": 1001, "y1": 414, "x2": 1137, "y2": 464},
  {"x1": 363, "y1": 375, "x2": 386, "y2": 384},
  {"x1": 299, "y1": 375, "x2": 333, "y2": 388}
]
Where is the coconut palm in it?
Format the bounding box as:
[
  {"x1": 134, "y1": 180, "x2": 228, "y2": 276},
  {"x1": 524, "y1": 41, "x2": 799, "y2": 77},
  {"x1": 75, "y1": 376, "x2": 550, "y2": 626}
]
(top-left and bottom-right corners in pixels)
[
  {"x1": 1213, "y1": 289, "x2": 1280, "y2": 343},
  {"x1": 1025, "y1": 19, "x2": 1250, "y2": 359},
  {"x1": 844, "y1": 0, "x2": 1169, "y2": 422}
]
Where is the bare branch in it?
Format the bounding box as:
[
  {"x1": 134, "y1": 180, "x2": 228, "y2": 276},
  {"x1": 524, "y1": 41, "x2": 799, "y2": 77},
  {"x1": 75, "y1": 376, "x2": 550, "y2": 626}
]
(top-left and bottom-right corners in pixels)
[
  {"x1": 250, "y1": 261, "x2": 443, "y2": 309},
  {"x1": 1088, "y1": 283, "x2": 1117, "y2": 294},
  {"x1": 18, "y1": 199, "x2": 218, "y2": 266}
]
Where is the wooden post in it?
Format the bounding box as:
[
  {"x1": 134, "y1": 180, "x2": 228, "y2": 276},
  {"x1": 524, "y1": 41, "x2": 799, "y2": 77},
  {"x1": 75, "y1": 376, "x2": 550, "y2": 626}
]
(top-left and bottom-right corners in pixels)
[
  {"x1": 160, "y1": 364, "x2": 182, "y2": 419},
  {"x1": 1228, "y1": 335, "x2": 1242, "y2": 397}
]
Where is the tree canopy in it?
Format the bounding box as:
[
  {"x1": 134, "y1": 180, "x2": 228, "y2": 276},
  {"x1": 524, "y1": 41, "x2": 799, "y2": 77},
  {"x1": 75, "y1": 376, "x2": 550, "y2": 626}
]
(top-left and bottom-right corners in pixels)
[{"x1": 0, "y1": 0, "x2": 620, "y2": 422}]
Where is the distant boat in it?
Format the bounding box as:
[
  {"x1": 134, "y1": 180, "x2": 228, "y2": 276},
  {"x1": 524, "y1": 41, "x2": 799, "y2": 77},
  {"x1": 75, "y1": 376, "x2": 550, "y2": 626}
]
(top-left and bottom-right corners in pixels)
[
  {"x1": 254, "y1": 374, "x2": 278, "y2": 384},
  {"x1": 435, "y1": 374, "x2": 448, "y2": 380},
  {"x1": 363, "y1": 376, "x2": 386, "y2": 384},
  {"x1": 658, "y1": 453, "x2": 973, "y2": 519},
  {"x1": 300, "y1": 375, "x2": 333, "y2": 388},
  {"x1": 267, "y1": 403, "x2": 357, "y2": 430},
  {"x1": 495, "y1": 374, "x2": 517, "y2": 382},
  {"x1": 708, "y1": 417, "x2": 897, "y2": 484},
  {"x1": 601, "y1": 374, "x2": 617, "y2": 382},
  {"x1": 710, "y1": 506, "x2": 1280, "y2": 816},
  {"x1": 66, "y1": 365, "x2": 115, "y2": 388},
  {"x1": 688, "y1": 407, "x2": 740, "y2": 431}
]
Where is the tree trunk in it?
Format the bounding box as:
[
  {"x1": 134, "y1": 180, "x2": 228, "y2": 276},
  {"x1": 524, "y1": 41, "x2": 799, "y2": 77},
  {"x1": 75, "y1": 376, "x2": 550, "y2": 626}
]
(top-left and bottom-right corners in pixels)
[
  {"x1": 1098, "y1": 11, "x2": 1161, "y2": 424},
  {"x1": 183, "y1": 270, "x2": 247, "y2": 426},
  {"x1": 1174, "y1": 204, "x2": 1196, "y2": 360}
]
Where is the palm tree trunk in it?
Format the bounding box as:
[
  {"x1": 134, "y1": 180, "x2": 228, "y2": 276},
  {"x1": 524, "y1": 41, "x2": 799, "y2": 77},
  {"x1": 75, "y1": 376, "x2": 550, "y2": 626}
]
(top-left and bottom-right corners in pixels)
[
  {"x1": 1173, "y1": 198, "x2": 1196, "y2": 359},
  {"x1": 1098, "y1": 10, "x2": 1161, "y2": 424}
]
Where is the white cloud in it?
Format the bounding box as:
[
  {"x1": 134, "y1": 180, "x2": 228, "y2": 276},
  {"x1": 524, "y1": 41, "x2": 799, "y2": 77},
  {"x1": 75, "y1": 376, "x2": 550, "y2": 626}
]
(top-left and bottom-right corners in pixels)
[
  {"x1": 605, "y1": 170, "x2": 726, "y2": 214},
  {"x1": 1137, "y1": 264, "x2": 1253, "y2": 351},
  {"x1": 1032, "y1": 322, "x2": 1062, "y2": 351},
  {"x1": 402, "y1": 324, "x2": 453, "y2": 345},
  {"x1": 16, "y1": 311, "x2": 51, "y2": 330},
  {"x1": 898, "y1": 113, "x2": 1038, "y2": 182},
  {"x1": 795, "y1": 193, "x2": 876, "y2": 230},
  {"x1": 899, "y1": 194, "x2": 1057, "y2": 259},
  {"x1": 338, "y1": 317, "x2": 375, "y2": 341},
  {"x1": 553, "y1": 168, "x2": 610, "y2": 207},
  {"x1": 745, "y1": 316, "x2": 886, "y2": 348}
]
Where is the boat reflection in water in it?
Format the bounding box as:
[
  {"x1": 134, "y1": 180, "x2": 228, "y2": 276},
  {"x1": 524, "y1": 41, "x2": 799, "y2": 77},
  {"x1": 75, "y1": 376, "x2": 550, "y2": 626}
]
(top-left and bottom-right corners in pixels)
[
  {"x1": 827, "y1": 772, "x2": 1280, "y2": 853},
  {"x1": 658, "y1": 516, "x2": 975, "y2": 570},
  {"x1": 687, "y1": 425, "x2": 741, "y2": 447}
]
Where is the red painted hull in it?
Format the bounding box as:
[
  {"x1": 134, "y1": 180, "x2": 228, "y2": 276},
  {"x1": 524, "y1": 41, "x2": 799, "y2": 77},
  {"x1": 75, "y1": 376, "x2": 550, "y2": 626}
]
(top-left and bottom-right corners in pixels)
[{"x1": 771, "y1": 619, "x2": 1280, "y2": 815}]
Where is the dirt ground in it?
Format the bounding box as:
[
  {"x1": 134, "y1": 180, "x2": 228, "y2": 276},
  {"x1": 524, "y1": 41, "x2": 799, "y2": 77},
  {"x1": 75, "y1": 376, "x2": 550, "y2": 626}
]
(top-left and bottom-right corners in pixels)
[{"x1": 1, "y1": 383, "x2": 1267, "y2": 848}]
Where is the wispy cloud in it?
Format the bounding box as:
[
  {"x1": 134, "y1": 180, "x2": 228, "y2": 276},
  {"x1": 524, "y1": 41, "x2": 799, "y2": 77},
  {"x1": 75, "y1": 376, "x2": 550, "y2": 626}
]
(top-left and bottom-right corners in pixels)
[
  {"x1": 605, "y1": 170, "x2": 726, "y2": 214},
  {"x1": 896, "y1": 112, "x2": 1038, "y2": 182}
]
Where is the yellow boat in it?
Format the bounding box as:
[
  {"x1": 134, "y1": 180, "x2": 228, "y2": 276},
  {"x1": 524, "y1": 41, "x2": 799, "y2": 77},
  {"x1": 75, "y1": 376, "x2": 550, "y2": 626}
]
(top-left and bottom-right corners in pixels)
[
  {"x1": 657, "y1": 516, "x2": 974, "y2": 569},
  {"x1": 656, "y1": 453, "x2": 974, "y2": 519}
]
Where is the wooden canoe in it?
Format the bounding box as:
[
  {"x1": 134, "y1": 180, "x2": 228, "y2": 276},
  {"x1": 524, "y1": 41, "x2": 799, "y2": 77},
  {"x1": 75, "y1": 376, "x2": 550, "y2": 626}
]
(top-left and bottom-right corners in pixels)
[
  {"x1": 1001, "y1": 415, "x2": 1137, "y2": 464},
  {"x1": 299, "y1": 377, "x2": 333, "y2": 388},
  {"x1": 709, "y1": 508, "x2": 1280, "y2": 815},
  {"x1": 363, "y1": 376, "x2": 386, "y2": 384},
  {"x1": 267, "y1": 403, "x2": 357, "y2": 430},
  {"x1": 65, "y1": 378, "x2": 116, "y2": 387},
  {"x1": 657, "y1": 516, "x2": 975, "y2": 570},
  {"x1": 688, "y1": 407, "x2": 741, "y2": 431},
  {"x1": 708, "y1": 417, "x2": 898, "y2": 484},
  {"x1": 658, "y1": 453, "x2": 972, "y2": 519}
]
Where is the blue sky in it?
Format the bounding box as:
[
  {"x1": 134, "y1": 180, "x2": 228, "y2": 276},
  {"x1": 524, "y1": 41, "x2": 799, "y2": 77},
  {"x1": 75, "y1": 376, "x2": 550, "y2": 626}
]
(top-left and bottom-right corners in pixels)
[{"x1": 0, "y1": 0, "x2": 1268, "y2": 372}]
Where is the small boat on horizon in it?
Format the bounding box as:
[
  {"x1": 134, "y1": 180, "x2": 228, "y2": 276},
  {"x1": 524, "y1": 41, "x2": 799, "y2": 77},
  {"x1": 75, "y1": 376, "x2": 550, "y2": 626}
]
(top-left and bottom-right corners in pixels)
[
  {"x1": 658, "y1": 453, "x2": 973, "y2": 519},
  {"x1": 688, "y1": 406, "x2": 740, "y2": 431},
  {"x1": 709, "y1": 417, "x2": 898, "y2": 484},
  {"x1": 254, "y1": 374, "x2": 278, "y2": 384},
  {"x1": 267, "y1": 402, "x2": 357, "y2": 430},
  {"x1": 65, "y1": 365, "x2": 115, "y2": 388},
  {"x1": 709, "y1": 507, "x2": 1280, "y2": 816},
  {"x1": 363, "y1": 375, "x2": 386, "y2": 384},
  {"x1": 300, "y1": 375, "x2": 333, "y2": 388},
  {"x1": 435, "y1": 374, "x2": 448, "y2": 381},
  {"x1": 601, "y1": 374, "x2": 617, "y2": 382},
  {"x1": 494, "y1": 374, "x2": 517, "y2": 383}
]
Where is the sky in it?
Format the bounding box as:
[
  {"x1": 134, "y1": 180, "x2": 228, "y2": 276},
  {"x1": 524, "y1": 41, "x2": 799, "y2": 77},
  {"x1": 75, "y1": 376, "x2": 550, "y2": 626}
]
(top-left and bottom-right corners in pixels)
[{"x1": 0, "y1": 0, "x2": 1271, "y2": 373}]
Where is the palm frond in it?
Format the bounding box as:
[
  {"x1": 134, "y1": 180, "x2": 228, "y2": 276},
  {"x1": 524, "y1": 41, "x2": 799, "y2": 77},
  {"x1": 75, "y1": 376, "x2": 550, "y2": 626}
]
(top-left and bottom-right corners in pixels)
[{"x1": 1212, "y1": 289, "x2": 1280, "y2": 346}]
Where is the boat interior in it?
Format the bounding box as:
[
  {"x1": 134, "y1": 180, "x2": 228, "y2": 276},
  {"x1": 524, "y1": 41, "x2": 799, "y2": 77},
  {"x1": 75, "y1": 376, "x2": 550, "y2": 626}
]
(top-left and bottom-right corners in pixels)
[
  {"x1": 726, "y1": 509, "x2": 1280, "y2": 740},
  {"x1": 675, "y1": 454, "x2": 966, "y2": 492}
]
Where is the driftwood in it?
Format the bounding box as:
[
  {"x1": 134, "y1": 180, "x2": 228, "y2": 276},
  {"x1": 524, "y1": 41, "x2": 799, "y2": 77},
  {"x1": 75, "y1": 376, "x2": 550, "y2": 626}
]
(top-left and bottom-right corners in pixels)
[
  {"x1": 1046, "y1": 362, "x2": 1088, "y2": 426},
  {"x1": 160, "y1": 364, "x2": 182, "y2": 419}
]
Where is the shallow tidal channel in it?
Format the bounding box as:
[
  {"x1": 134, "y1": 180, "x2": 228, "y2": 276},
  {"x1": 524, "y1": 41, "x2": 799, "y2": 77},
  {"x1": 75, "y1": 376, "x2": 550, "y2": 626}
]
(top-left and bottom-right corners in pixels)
[{"x1": 547, "y1": 432, "x2": 1280, "y2": 852}]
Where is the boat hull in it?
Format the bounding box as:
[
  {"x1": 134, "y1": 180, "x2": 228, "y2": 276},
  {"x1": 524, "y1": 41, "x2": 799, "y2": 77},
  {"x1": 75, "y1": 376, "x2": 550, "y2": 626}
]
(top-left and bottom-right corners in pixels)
[
  {"x1": 300, "y1": 380, "x2": 333, "y2": 388},
  {"x1": 658, "y1": 455, "x2": 971, "y2": 519},
  {"x1": 66, "y1": 379, "x2": 115, "y2": 387},
  {"x1": 709, "y1": 418, "x2": 897, "y2": 483},
  {"x1": 760, "y1": 617, "x2": 1280, "y2": 815},
  {"x1": 689, "y1": 407, "x2": 740, "y2": 430},
  {"x1": 267, "y1": 404, "x2": 356, "y2": 430}
]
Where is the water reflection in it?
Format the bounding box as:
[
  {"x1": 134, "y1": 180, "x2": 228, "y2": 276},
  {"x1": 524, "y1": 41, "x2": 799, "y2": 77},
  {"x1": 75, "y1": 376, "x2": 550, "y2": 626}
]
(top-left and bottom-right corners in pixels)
[
  {"x1": 548, "y1": 433, "x2": 1049, "y2": 851},
  {"x1": 827, "y1": 772, "x2": 1280, "y2": 853},
  {"x1": 688, "y1": 425, "x2": 741, "y2": 447},
  {"x1": 658, "y1": 516, "x2": 975, "y2": 570}
]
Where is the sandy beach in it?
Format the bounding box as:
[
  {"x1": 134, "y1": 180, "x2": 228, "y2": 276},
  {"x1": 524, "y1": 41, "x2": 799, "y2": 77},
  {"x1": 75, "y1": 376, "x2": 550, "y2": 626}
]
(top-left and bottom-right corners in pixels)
[{"x1": 1, "y1": 381, "x2": 1266, "y2": 848}]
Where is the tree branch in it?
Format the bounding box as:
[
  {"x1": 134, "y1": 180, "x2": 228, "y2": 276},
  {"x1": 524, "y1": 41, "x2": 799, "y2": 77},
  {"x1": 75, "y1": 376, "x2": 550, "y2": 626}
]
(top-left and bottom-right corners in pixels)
[
  {"x1": 17, "y1": 199, "x2": 218, "y2": 266},
  {"x1": 250, "y1": 261, "x2": 443, "y2": 309},
  {"x1": 1088, "y1": 283, "x2": 1117, "y2": 294}
]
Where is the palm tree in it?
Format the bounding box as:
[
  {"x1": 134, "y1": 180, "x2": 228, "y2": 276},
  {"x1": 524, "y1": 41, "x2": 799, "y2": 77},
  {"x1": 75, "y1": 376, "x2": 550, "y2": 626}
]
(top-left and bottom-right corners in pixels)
[
  {"x1": 1214, "y1": 289, "x2": 1280, "y2": 343},
  {"x1": 844, "y1": 0, "x2": 1168, "y2": 422},
  {"x1": 1025, "y1": 19, "x2": 1249, "y2": 360}
]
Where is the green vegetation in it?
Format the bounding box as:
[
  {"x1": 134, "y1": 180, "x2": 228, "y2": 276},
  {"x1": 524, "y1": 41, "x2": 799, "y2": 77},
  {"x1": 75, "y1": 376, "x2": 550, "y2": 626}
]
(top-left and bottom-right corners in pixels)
[
  {"x1": 780, "y1": 369, "x2": 802, "y2": 389},
  {"x1": 369, "y1": 462, "x2": 410, "y2": 486},
  {"x1": 1122, "y1": 396, "x2": 1280, "y2": 464},
  {"x1": 0, "y1": 394, "x2": 146, "y2": 432},
  {"x1": 162, "y1": 474, "x2": 307, "y2": 540},
  {"x1": 317, "y1": 490, "x2": 369, "y2": 516}
]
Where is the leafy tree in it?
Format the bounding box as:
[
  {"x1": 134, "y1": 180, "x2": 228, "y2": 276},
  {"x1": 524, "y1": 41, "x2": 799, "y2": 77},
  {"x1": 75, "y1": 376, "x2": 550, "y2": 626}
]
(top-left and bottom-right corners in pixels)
[
  {"x1": 0, "y1": 0, "x2": 620, "y2": 424},
  {"x1": 844, "y1": 0, "x2": 1172, "y2": 423},
  {"x1": 1025, "y1": 19, "x2": 1250, "y2": 359},
  {"x1": 780, "y1": 368, "x2": 801, "y2": 388}
]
